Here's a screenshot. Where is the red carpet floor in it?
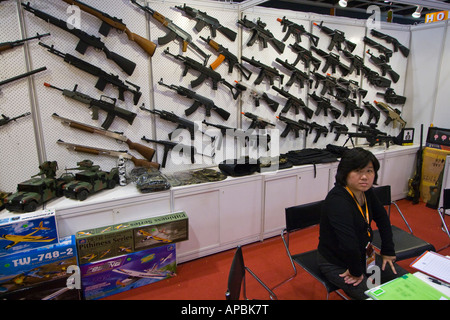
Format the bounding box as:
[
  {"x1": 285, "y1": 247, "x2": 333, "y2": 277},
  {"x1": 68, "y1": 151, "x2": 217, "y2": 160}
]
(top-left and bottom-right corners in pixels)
[{"x1": 103, "y1": 199, "x2": 450, "y2": 300}]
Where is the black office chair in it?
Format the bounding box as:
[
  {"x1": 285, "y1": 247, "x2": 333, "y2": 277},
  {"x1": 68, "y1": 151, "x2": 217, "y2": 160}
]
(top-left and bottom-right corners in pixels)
[
  {"x1": 225, "y1": 246, "x2": 277, "y2": 300},
  {"x1": 437, "y1": 188, "x2": 450, "y2": 251},
  {"x1": 271, "y1": 201, "x2": 347, "y2": 300},
  {"x1": 372, "y1": 185, "x2": 435, "y2": 260}
]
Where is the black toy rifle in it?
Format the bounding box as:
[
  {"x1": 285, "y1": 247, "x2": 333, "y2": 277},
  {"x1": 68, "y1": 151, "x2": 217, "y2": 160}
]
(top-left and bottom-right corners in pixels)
[
  {"x1": 272, "y1": 86, "x2": 313, "y2": 119},
  {"x1": 22, "y1": 2, "x2": 136, "y2": 76},
  {"x1": 0, "y1": 67, "x2": 47, "y2": 89},
  {"x1": 158, "y1": 78, "x2": 230, "y2": 120},
  {"x1": 366, "y1": 49, "x2": 400, "y2": 83},
  {"x1": 313, "y1": 21, "x2": 356, "y2": 52},
  {"x1": 233, "y1": 81, "x2": 279, "y2": 112},
  {"x1": 337, "y1": 77, "x2": 368, "y2": 99},
  {"x1": 376, "y1": 88, "x2": 406, "y2": 105},
  {"x1": 277, "y1": 16, "x2": 319, "y2": 47},
  {"x1": 241, "y1": 56, "x2": 284, "y2": 86},
  {"x1": 52, "y1": 113, "x2": 155, "y2": 161},
  {"x1": 57, "y1": 139, "x2": 160, "y2": 169},
  {"x1": 131, "y1": 0, "x2": 210, "y2": 65},
  {"x1": 44, "y1": 82, "x2": 136, "y2": 129},
  {"x1": 0, "y1": 32, "x2": 49, "y2": 53},
  {"x1": 308, "y1": 91, "x2": 341, "y2": 119},
  {"x1": 408, "y1": 124, "x2": 423, "y2": 204},
  {"x1": 275, "y1": 58, "x2": 312, "y2": 88},
  {"x1": 174, "y1": 4, "x2": 237, "y2": 41},
  {"x1": 141, "y1": 136, "x2": 213, "y2": 168},
  {"x1": 297, "y1": 119, "x2": 328, "y2": 143},
  {"x1": 200, "y1": 36, "x2": 252, "y2": 80},
  {"x1": 237, "y1": 16, "x2": 285, "y2": 54},
  {"x1": 39, "y1": 43, "x2": 142, "y2": 105},
  {"x1": 370, "y1": 29, "x2": 409, "y2": 58},
  {"x1": 0, "y1": 112, "x2": 31, "y2": 127},
  {"x1": 361, "y1": 65, "x2": 392, "y2": 88},
  {"x1": 329, "y1": 94, "x2": 364, "y2": 117},
  {"x1": 311, "y1": 72, "x2": 338, "y2": 96},
  {"x1": 289, "y1": 43, "x2": 321, "y2": 71},
  {"x1": 310, "y1": 46, "x2": 350, "y2": 76},
  {"x1": 363, "y1": 36, "x2": 393, "y2": 62},
  {"x1": 241, "y1": 112, "x2": 275, "y2": 130},
  {"x1": 163, "y1": 48, "x2": 238, "y2": 98},
  {"x1": 341, "y1": 50, "x2": 365, "y2": 76},
  {"x1": 61, "y1": 0, "x2": 157, "y2": 56},
  {"x1": 361, "y1": 101, "x2": 381, "y2": 125},
  {"x1": 276, "y1": 114, "x2": 309, "y2": 138},
  {"x1": 329, "y1": 121, "x2": 348, "y2": 141}
]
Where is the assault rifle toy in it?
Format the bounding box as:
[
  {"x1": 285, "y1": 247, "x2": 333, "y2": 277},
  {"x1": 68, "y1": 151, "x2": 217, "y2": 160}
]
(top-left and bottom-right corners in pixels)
[
  {"x1": 329, "y1": 121, "x2": 349, "y2": 141},
  {"x1": 297, "y1": 119, "x2": 329, "y2": 143},
  {"x1": 353, "y1": 122, "x2": 387, "y2": 137},
  {"x1": 52, "y1": 113, "x2": 155, "y2": 161},
  {"x1": 241, "y1": 112, "x2": 275, "y2": 130},
  {"x1": 0, "y1": 32, "x2": 49, "y2": 53},
  {"x1": 308, "y1": 91, "x2": 341, "y2": 119},
  {"x1": 289, "y1": 43, "x2": 321, "y2": 71},
  {"x1": 361, "y1": 101, "x2": 381, "y2": 125},
  {"x1": 61, "y1": 0, "x2": 157, "y2": 57},
  {"x1": 272, "y1": 86, "x2": 313, "y2": 119},
  {"x1": 310, "y1": 46, "x2": 350, "y2": 76},
  {"x1": 237, "y1": 16, "x2": 285, "y2": 54},
  {"x1": 337, "y1": 78, "x2": 368, "y2": 99},
  {"x1": 366, "y1": 49, "x2": 400, "y2": 83},
  {"x1": 158, "y1": 78, "x2": 230, "y2": 120},
  {"x1": 140, "y1": 106, "x2": 213, "y2": 142},
  {"x1": 174, "y1": 4, "x2": 237, "y2": 41},
  {"x1": 370, "y1": 29, "x2": 409, "y2": 58},
  {"x1": 39, "y1": 43, "x2": 142, "y2": 105},
  {"x1": 311, "y1": 72, "x2": 338, "y2": 96},
  {"x1": 276, "y1": 114, "x2": 309, "y2": 138},
  {"x1": 361, "y1": 65, "x2": 392, "y2": 88},
  {"x1": 363, "y1": 36, "x2": 393, "y2": 62},
  {"x1": 163, "y1": 48, "x2": 239, "y2": 98},
  {"x1": 373, "y1": 100, "x2": 406, "y2": 129},
  {"x1": 0, "y1": 112, "x2": 31, "y2": 127},
  {"x1": 277, "y1": 16, "x2": 319, "y2": 47},
  {"x1": 131, "y1": 0, "x2": 210, "y2": 65},
  {"x1": 275, "y1": 58, "x2": 312, "y2": 88},
  {"x1": 313, "y1": 21, "x2": 356, "y2": 52},
  {"x1": 376, "y1": 88, "x2": 406, "y2": 105},
  {"x1": 329, "y1": 94, "x2": 364, "y2": 118},
  {"x1": 57, "y1": 139, "x2": 160, "y2": 169},
  {"x1": 200, "y1": 36, "x2": 252, "y2": 80},
  {"x1": 0, "y1": 67, "x2": 47, "y2": 91},
  {"x1": 241, "y1": 56, "x2": 284, "y2": 86},
  {"x1": 341, "y1": 50, "x2": 365, "y2": 76},
  {"x1": 22, "y1": 2, "x2": 136, "y2": 76},
  {"x1": 141, "y1": 136, "x2": 213, "y2": 168},
  {"x1": 202, "y1": 120, "x2": 240, "y2": 150},
  {"x1": 234, "y1": 81, "x2": 279, "y2": 112},
  {"x1": 44, "y1": 83, "x2": 136, "y2": 130}
]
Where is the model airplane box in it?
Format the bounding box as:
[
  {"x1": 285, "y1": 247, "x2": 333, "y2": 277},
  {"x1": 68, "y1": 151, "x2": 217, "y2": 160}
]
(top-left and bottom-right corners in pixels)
[
  {"x1": 0, "y1": 235, "x2": 80, "y2": 300},
  {"x1": 76, "y1": 211, "x2": 188, "y2": 265},
  {"x1": 0, "y1": 208, "x2": 59, "y2": 257},
  {"x1": 80, "y1": 243, "x2": 176, "y2": 300}
]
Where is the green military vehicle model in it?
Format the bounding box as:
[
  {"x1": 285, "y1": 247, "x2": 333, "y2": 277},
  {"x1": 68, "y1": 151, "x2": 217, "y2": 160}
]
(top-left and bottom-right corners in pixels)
[
  {"x1": 62, "y1": 162, "x2": 119, "y2": 201},
  {"x1": 4, "y1": 161, "x2": 74, "y2": 213}
]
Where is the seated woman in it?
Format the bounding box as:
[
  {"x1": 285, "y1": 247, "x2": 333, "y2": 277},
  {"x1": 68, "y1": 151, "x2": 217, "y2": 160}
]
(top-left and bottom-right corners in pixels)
[{"x1": 318, "y1": 147, "x2": 407, "y2": 299}]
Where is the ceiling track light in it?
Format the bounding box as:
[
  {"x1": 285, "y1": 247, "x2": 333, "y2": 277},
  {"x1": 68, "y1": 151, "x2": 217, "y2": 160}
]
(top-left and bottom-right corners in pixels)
[
  {"x1": 412, "y1": 5, "x2": 423, "y2": 18},
  {"x1": 339, "y1": 0, "x2": 347, "y2": 8}
]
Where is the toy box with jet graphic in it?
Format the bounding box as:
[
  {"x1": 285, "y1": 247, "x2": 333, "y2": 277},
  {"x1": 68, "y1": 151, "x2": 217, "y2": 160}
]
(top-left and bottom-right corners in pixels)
[
  {"x1": 75, "y1": 211, "x2": 188, "y2": 265},
  {"x1": 0, "y1": 235, "x2": 80, "y2": 300},
  {"x1": 0, "y1": 208, "x2": 59, "y2": 257},
  {"x1": 80, "y1": 243, "x2": 176, "y2": 300}
]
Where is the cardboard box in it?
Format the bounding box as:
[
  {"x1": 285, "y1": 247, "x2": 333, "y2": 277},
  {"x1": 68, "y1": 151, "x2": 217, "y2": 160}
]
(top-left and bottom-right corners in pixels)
[
  {"x1": 81, "y1": 244, "x2": 176, "y2": 300},
  {"x1": 0, "y1": 235, "x2": 80, "y2": 300},
  {"x1": 76, "y1": 211, "x2": 188, "y2": 265},
  {"x1": 420, "y1": 147, "x2": 450, "y2": 207},
  {"x1": 0, "y1": 209, "x2": 59, "y2": 257}
]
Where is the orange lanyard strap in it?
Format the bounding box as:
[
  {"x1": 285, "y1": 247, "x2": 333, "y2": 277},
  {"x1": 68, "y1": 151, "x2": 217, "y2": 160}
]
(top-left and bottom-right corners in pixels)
[{"x1": 345, "y1": 186, "x2": 371, "y2": 237}]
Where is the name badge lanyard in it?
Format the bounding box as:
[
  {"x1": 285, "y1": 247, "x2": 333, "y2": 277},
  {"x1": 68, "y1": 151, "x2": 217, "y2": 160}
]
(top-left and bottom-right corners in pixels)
[{"x1": 345, "y1": 186, "x2": 371, "y2": 237}]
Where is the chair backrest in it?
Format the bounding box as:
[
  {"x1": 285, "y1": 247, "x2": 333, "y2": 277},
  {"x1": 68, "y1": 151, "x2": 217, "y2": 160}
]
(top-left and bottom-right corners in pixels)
[
  {"x1": 285, "y1": 200, "x2": 323, "y2": 233},
  {"x1": 225, "y1": 246, "x2": 245, "y2": 300},
  {"x1": 443, "y1": 189, "x2": 450, "y2": 210},
  {"x1": 372, "y1": 185, "x2": 392, "y2": 206}
]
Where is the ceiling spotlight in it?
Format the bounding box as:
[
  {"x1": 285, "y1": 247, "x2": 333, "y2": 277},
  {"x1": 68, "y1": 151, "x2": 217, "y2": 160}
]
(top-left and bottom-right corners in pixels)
[
  {"x1": 412, "y1": 6, "x2": 423, "y2": 18},
  {"x1": 339, "y1": 0, "x2": 347, "y2": 7}
]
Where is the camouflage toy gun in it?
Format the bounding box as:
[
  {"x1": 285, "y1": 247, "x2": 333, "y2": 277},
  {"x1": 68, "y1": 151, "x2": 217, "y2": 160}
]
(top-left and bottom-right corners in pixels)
[{"x1": 374, "y1": 100, "x2": 406, "y2": 129}]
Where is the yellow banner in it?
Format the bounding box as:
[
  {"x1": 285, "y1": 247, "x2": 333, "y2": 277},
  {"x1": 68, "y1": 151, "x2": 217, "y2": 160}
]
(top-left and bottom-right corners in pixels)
[{"x1": 425, "y1": 11, "x2": 448, "y2": 23}]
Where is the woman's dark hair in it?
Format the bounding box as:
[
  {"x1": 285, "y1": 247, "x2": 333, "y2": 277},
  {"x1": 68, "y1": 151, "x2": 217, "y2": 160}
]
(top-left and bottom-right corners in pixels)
[{"x1": 335, "y1": 147, "x2": 380, "y2": 186}]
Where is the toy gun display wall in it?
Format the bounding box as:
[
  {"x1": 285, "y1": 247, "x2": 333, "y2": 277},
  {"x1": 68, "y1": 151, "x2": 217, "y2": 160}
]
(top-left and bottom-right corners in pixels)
[
  {"x1": 39, "y1": 43, "x2": 142, "y2": 105},
  {"x1": 22, "y1": 2, "x2": 136, "y2": 76},
  {"x1": 52, "y1": 113, "x2": 155, "y2": 161},
  {"x1": 44, "y1": 83, "x2": 136, "y2": 129},
  {"x1": 131, "y1": 0, "x2": 210, "y2": 64},
  {"x1": 233, "y1": 81, "x2": 279, "y2": 112},
  {"x1": 238, "y1": 16, "x2": 285, "y2": 54},
  {"x1": 241, "y1": 56, "x2": 284, "y2": 86},
  {"x1": 158, "y1": 78, "x2": 230, "y2": 120},
  {"x1": 200, "y1": 36, "x2": 252, "y2": 80},
  {"x1": 0, "y1": 32, "x2": 49, "y2": 53},
  {"x1": 61, "y1": 0, "x2": 157, "y2": 56},
  {"x1": 0, "y1": 112, "x2": 31, "y2": 127},
  {"x1": 174, "y1": 4, "x2": 237, "y2": 41},
  {"x1": 0, "y1": 67, "x2": 47, "y2": 90},
  {"x1": 57, "y1": 139, "x2": 160, "y2": 169},
  {"x1": 313, "y1": 21, "x2": 356, "y2": 52},
  {"x1": 277, "y1": 16, "x2": 319, "y2": 47}
]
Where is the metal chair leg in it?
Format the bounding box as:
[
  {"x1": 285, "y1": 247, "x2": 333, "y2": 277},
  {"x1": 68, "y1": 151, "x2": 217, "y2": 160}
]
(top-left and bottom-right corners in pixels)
[{"x1": 437, "y1": 208, "x2": 450, "y2": 252}]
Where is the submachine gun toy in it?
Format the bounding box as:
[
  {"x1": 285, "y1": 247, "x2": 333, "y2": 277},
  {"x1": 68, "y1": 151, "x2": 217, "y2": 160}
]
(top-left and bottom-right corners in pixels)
[
  {"x1": 313, "y1": 21, "x2": 356, "y2": 52},
  {"x1": 238, "y1": 16, "x2": 285, "y2": 54},
  {"x1": 277, "y1": 16, "x2": 319, "y2": 47}
]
